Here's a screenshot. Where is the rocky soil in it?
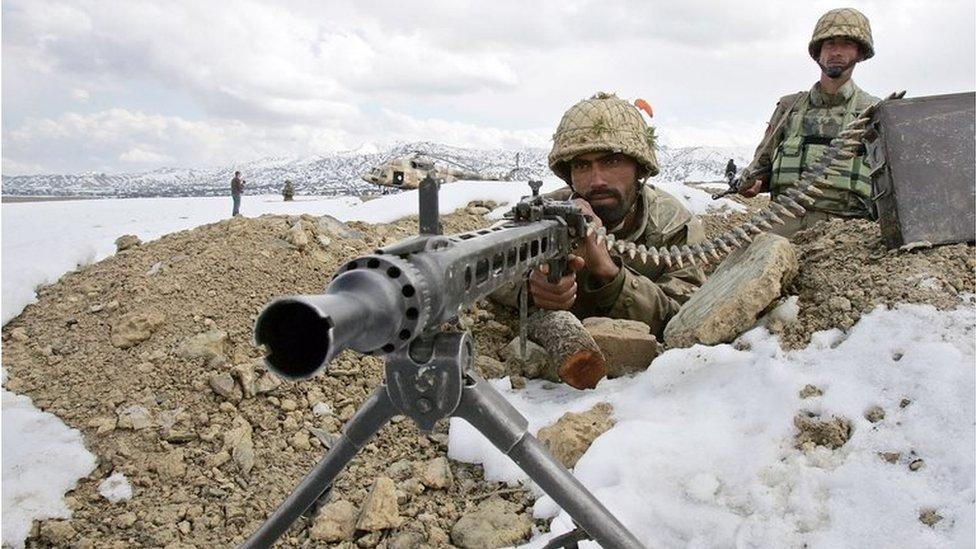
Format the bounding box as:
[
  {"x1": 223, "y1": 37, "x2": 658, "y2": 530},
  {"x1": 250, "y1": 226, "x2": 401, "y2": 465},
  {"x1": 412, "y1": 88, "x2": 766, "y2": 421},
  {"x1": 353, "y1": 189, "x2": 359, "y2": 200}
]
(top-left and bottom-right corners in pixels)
[
  {"x1": 3, "y1": 205, "x2": 543, "y2": 549},
  {"x1": 776, "y1": 217, "x2": 975, "y2": 348},
  {"x1": 3, "y1": 192, "x2": 972, "y2": 547}
]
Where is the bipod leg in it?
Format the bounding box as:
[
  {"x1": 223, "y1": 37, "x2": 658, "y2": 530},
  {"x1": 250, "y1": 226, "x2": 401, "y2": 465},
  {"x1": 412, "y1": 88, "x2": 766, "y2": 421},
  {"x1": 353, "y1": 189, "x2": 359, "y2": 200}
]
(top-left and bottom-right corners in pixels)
[
  {"x1": 240, "y1": 386, "x2": 397, "y2": 548},
  {"x1": 454, "y1": 373, "x2": 645, "y2": 549}
]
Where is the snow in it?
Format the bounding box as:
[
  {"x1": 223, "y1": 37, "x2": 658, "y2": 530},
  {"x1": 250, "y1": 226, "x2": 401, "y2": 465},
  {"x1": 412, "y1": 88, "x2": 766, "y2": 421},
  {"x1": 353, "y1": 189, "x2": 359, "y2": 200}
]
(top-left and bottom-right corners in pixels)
[
  {"x1": 97, "y1": 472, "x2": 133, "y2": 504},
  {"x1": 2, "y1": 388, "x2": 97, "y2": 548},
  {"x1": 1, "y1": 183, "x2": 971, "y2": 548},
  {"x1": 449, "y1": 303, "x2": 976, "y2": 548}
]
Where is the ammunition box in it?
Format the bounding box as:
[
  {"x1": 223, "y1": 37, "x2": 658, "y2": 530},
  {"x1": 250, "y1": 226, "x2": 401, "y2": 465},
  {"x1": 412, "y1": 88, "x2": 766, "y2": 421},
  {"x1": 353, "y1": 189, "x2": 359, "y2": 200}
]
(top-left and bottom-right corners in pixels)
[{"x1": 869, "y1": 92, "x2": 975, "y2": 248}]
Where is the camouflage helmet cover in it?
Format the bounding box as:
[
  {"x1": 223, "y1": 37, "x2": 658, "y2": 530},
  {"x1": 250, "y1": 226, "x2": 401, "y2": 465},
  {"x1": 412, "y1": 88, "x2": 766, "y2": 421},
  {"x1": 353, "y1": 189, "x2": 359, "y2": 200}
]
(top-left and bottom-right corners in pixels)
[
  {"x1": 549, "y1": 92, "x2": 660, "y2": 183},
  {"x1": 809, "y1": 8, "x2": 874, "y2": 60}
]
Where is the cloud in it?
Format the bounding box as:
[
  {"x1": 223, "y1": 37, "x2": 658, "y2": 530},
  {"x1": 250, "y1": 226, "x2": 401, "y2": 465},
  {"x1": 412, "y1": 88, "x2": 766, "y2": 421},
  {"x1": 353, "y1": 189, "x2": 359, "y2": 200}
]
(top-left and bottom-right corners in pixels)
[
  {"x1": 118, "y1": 147, "x2": 173, "y2": 163},
  {"x1": 70, "y1": 88, "x2": 90, "y2": 102},
  {"x1": 1, "y1": 0, "x2": 973, "y2": 175}
]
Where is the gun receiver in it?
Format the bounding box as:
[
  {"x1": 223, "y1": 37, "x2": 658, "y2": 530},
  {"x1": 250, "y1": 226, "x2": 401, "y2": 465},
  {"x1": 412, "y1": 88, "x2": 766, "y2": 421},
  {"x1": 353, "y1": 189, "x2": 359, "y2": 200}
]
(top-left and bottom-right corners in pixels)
[{"x1": 255, "y1": 192, "x2": 589, "y2": 380}]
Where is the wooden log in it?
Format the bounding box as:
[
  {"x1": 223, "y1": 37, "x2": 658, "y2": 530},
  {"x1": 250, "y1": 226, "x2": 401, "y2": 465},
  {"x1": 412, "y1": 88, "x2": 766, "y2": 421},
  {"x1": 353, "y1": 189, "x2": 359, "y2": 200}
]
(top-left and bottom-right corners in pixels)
[{"x1": 525, "y1": 310, "x2": 606, "y2": 389}]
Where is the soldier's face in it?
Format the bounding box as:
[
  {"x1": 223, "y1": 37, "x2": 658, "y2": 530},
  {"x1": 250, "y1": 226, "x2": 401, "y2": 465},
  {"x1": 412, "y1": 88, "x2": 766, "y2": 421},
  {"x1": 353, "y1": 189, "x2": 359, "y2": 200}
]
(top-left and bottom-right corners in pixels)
[
  {"x1": 570, "y1": 152, "x2": 640, "y2": 226},
  {"x1": 818, "y1": 37, "x2": 861, "y2": 78}
]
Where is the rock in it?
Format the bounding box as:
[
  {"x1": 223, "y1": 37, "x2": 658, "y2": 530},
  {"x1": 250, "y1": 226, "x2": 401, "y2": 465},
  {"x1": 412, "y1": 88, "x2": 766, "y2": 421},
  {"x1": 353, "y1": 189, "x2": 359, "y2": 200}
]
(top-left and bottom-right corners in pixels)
[
  {"x1": 793, "y1": 412, "x2": 851, "y2": 450},
  {"x1": 451, "y1": 498, "x2": 532, "y2": 549},
  {"x1": 39, "y1": 520, "x2": 76, "y2": 545},
  {"x1": 285, "y1": 223, "x2": 310, "y2": 248},
  {"x1": 312, "y1": 402, "x2": 333, "y2": 416},
  {"x1": 582, "y1": 317, "x2": 663, "y2": 377},
  {"x1": 500, "y1": 338, "x2": 558, "y2": 382},
  {"x1": 664, "y1": 233, "x2": 798, "y2": 348},
  {"x1": 309, "y1": 500, "x2": 358, "y2": 542},
  {"x1": 389, "y1": 530, "x2": 426, "y2": 549},
  {"x1": 145, "y1": 261, "x2": 163, "y2": 277},
  {"x1": 880, "y1": 452, "x2": 901, "y2": 464},
  {"x1": 537, "y1": 402, "x2": 615, "y2": 468},
  {"x1": 421, "y1": 457, "x2": 453, "y2": 490},
  {"x1": 467, "y1": 206, "x2": 491, "y2": 215},
  {"x1": 356, "y1": 476, "x2": 401, "y2": 531},
  {"x1": 289, "y1": 430, "x2": 310, "y2": 451},
  {"x1": 474, "y1": 355, "x2": 508, "y2": 379},
  {"x1": 919, "y1": 508, "x2": 943, "y2": 527},
  {"x1": 117, "y1": 405, "x2": 152, "y2": 430},
  {"x1": 111, "y1": 311, "x2": 164, "y2": 349},
  {"x1": 827, "y1": 296, "x2": 852, "y2": 312},
  {"x1": 385, "y1": 459, "x2": 414, "y2": 481},
  {"x1": 798, "y1": 384, "x2": 823, "y2": 399},
  {"x1": 223, "y1": 416, "x2": 255, "y2": 474},
  {"x1": 115, "y1": 234, "x2": 141, "y2": 252},
  {"x1": 10, "y1": 327, "x2": 29, "y2": 342},
  {"x1": 176, "y1": 330, "x2": 228, "y2": 363},
  {"x1": 232, "y1": 363, "x2": 258, "y2": 398},
  {"x1": 909, "y1": 458, "x2": 925, "y2": 471},
  {"x1": 316, "y1": 215, "x2": 362, "y2": 239},
  {"x1": 209, "y1": 374, "x2": 241, "y2": 401},
  {"x1": 509, "y1": 375, "x2": 526, "y2": 389},
  {"x1": 254, "y1": 372, "x2": 281, "y2": 395},
  {"x1": 280, "y1": 398, "x2": 297, "y2": 412},
  {"x1": 152, "y1": 449, "x2": 186, "y2": 478},
  {"x1": 865, "y1": 405, "x2": 885, "y2": 423}
]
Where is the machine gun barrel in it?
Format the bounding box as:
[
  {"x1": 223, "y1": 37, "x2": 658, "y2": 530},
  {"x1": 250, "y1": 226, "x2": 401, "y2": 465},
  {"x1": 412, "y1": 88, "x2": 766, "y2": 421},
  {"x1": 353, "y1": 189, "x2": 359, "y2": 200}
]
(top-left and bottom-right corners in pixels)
[{"x1": 256, "y1": 202, "x2": 586, "y2": 380}]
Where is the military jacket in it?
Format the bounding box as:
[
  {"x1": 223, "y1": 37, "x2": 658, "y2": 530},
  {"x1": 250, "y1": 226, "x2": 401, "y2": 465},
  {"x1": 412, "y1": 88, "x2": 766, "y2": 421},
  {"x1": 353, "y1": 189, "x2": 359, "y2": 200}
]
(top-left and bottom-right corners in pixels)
[
  {"x1": 547, "y1": 185, "x2": 706, "y2": 338},
  {"x1": 742, "y1": 80, "x2": 880, "y2": 217}
]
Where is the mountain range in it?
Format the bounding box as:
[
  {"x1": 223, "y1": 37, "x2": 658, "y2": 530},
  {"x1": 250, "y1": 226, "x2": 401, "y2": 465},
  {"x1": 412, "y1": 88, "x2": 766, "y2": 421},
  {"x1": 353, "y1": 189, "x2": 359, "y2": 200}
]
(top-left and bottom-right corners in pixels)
[{"x1": 1, "y1": 142, "x2": 752, "y2": 198}]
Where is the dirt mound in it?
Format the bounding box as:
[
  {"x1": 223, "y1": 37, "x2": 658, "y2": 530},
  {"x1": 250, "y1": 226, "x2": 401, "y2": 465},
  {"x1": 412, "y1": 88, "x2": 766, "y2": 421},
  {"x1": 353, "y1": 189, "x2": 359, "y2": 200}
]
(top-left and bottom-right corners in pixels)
[
  {"x1": 775, "y1": 218, "x2": 975, "y2": 348},
  {"x1": 2, "y1": 207, "x2": 539, "y2": 548}
]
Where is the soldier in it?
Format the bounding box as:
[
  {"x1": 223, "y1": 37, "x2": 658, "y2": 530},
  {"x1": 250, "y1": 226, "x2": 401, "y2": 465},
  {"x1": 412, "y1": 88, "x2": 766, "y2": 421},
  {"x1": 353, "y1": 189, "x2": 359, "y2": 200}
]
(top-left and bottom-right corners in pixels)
[
  {"x1": 724, "y1": 158, "x2": 737, "y2": 184},
  {"x1": 738, "y1": 8, "x2": 880, "y2": 237},
  {"x1": 526, "y1": 92, "x2": 706, "y2": 339},
  {"x1": 282, "y1": 180, "x2": 295, "y2": 202},
  {"x1": 230, "y1": 171, "x2": 244, "y2": 216}
]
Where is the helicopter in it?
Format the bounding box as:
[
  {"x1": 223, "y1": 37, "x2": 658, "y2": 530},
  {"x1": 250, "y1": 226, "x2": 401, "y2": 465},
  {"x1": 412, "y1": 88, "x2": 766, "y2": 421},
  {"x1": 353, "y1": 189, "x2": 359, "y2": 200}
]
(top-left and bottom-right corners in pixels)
[{"x1": 360, "y1": 152, "x2": 510, "y2": 191}]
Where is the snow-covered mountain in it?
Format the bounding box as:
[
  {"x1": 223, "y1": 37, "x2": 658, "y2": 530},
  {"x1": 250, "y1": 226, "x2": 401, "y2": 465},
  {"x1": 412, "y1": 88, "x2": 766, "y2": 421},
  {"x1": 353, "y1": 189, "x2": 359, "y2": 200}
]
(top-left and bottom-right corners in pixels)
[{"x1": 1, "y1": 143, "x2": 752, "y2": 198}]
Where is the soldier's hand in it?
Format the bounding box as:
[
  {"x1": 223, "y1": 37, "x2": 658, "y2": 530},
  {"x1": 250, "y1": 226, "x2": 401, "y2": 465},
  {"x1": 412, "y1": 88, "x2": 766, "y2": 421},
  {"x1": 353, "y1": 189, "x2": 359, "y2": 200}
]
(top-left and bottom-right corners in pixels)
[
  {"x1": 738, "y1": 179, "x2": 763, "y2": 198},
  {"x1": 528, "y1": 255, "x2": 586, "y2": 310},
  {"x1": 572, "y1": 199, "x2": 620, "y2": 284}
]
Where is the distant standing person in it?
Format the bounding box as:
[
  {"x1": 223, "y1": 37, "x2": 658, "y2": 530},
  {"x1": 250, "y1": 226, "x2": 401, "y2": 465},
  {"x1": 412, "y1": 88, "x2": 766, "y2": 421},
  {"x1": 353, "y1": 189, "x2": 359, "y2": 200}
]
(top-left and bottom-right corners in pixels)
[
  {"x1": 231, "y1": 171, "x2": 244, "y2": 216},
  {"x1": 724, "y1": 158, "x2": 737, "y2": 183},
  {"x1": 282, "y1": 180, "x2": 295, "y2": 202}
]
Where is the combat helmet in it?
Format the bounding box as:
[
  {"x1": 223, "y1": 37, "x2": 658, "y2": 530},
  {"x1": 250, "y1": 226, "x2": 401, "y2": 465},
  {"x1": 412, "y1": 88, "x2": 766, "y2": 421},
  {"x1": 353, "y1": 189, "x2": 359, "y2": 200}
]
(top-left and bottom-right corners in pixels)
[
  {"x1": 549, "y1": 92, "x2": 659, "y2": 184},
  {"x1": 809, "y1": 8, "x2": 874, "y2": 60}
]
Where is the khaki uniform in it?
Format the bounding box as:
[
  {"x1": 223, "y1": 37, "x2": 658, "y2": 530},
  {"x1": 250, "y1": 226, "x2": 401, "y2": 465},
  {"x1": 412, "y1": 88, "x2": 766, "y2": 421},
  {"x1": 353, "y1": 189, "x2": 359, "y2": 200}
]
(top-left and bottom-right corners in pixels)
[
  {"x1": 742, "y1": 80, "x2": 880, "y2": 226},
  {"x1": 546, "y1": 185, "x2": 706, "y2": 338}
]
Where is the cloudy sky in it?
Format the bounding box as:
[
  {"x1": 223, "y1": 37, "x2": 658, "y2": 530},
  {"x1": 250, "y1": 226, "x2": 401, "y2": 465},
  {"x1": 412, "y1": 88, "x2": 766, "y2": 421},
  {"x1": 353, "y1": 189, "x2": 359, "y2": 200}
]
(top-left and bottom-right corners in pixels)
[{"x1": 2, "y1": 0, "x2": 974, "y2": 175}]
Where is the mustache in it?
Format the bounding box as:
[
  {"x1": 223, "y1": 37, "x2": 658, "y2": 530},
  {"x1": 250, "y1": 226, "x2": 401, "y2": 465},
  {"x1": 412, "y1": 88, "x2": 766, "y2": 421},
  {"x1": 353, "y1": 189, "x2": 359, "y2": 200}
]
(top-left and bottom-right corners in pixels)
[{"x1": 583, "y1": 189, "x2": 622, "y2": 201}]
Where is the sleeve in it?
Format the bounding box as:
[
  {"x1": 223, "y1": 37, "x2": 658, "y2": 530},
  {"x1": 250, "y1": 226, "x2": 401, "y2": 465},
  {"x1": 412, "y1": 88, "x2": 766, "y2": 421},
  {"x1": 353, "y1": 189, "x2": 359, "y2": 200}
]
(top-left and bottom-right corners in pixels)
[
  {"x1": 573, "y1": 218, "x2": 707, "y2": 339},
  {"x1": 740, "y1": 97, "x2": 792, "y2": 189}
]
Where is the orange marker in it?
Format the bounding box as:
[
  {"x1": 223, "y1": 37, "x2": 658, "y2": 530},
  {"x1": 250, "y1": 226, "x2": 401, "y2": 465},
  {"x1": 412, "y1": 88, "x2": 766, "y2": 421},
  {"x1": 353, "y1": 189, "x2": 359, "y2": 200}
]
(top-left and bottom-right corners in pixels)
[{"x1": 634, "y1": 98, "x2": 653, "y2": 118}]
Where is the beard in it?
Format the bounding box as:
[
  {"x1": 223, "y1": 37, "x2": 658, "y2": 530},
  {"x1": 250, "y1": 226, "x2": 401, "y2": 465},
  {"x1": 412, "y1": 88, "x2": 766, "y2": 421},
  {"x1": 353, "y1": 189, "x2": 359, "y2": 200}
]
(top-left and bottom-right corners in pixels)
[
  {"x1": 583, "y1": 186, "x2": 637, "y2": 227},
  {"x1": 819, "y1": 59, "x2": 856, "y2": 79}
]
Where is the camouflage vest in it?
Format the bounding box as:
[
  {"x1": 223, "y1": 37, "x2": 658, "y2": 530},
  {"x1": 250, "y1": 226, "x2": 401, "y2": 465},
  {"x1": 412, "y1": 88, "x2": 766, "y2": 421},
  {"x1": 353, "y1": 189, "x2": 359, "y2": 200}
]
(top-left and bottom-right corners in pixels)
[{"x1": 770, "y1": 87, "x2": 874, "y2": 218}]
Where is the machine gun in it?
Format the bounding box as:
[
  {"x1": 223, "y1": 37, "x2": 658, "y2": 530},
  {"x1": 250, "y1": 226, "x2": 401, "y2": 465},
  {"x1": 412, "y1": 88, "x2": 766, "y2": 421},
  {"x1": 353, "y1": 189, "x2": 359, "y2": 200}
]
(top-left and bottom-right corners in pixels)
[{"x1": 244, "y1": 176, "x2": 645, "y2": 548}]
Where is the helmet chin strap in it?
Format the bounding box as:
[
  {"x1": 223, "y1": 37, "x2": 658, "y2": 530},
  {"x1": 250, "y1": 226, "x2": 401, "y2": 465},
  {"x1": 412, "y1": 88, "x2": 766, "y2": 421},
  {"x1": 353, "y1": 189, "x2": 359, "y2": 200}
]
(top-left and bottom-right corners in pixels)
[{"x1": 820, "y1": 59, "x2": 857, "y2": 79}]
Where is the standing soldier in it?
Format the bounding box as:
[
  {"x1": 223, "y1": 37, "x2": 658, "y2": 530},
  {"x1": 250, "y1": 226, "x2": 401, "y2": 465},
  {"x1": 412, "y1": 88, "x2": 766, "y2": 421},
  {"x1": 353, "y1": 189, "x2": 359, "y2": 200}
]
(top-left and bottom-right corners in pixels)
[
  {"x1": 738, "y1": 8, "x2": 880, "y2": 237},
  {"x1": 724, "y1": 158, "x2": 737, "y2": 184},
  {"x1": 282, "y1": 180, "x2": 295, "y2": 202},
  {"x1": 230, "y1": 171, "x2": 245, "y2": 216},
  {"x1": 526, "y1": 92, "x2": 706, "y2": 339}
]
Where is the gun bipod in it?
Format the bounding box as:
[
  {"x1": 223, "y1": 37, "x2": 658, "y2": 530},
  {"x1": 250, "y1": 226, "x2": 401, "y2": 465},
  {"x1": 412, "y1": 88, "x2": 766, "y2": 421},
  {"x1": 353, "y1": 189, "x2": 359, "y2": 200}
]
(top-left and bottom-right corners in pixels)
[{"x1": 241, "y1": 331, "x2": 645, "y2": 549}]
